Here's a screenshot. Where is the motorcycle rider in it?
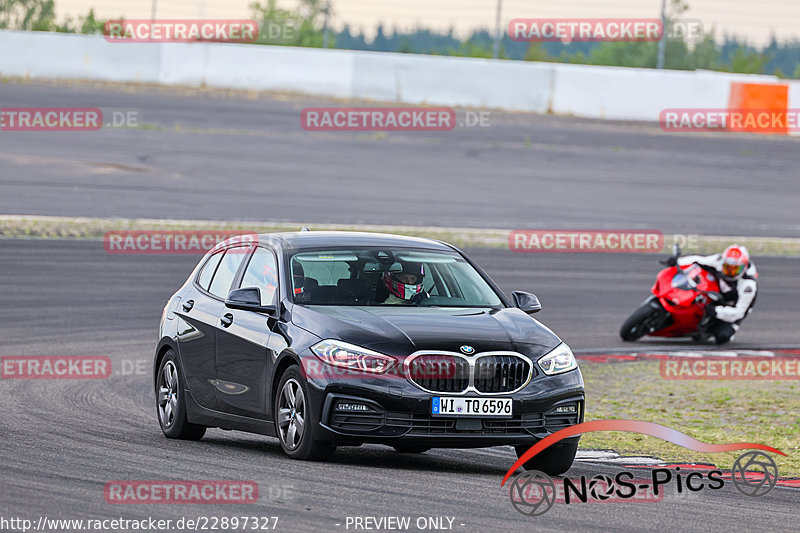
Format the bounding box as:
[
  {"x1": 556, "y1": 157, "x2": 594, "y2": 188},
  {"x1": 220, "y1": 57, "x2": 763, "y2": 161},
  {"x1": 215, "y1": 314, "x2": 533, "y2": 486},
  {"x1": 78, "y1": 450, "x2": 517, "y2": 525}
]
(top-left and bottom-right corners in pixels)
[
  {"x1": 665, "y1": 244, "x2": 757, "y2": 344},
  {"x1": 382, "y1": 261, "x2": 427, "y2": 305}
]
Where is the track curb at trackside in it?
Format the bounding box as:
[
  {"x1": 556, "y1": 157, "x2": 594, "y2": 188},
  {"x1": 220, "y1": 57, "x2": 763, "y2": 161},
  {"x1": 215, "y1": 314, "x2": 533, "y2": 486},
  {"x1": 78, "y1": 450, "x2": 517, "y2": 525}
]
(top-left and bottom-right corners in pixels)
[
  {"x1": 574, "y1": 347, "x2": 800, "y2": 362},
  {"x1": 3, "y1": 215, "x2": 800, "y2": 256}
]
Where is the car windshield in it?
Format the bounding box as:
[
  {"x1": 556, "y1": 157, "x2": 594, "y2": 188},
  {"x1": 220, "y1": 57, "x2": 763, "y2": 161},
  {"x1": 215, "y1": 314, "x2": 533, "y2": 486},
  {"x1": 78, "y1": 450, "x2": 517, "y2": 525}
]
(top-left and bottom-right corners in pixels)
[{"x1": 289, "y1": 248, "x2": 503, "y2": 307}]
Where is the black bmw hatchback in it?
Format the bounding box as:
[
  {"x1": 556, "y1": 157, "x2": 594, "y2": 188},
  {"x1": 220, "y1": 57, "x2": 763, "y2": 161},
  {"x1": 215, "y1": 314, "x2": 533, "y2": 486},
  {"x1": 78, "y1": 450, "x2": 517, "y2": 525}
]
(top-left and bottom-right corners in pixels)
[{"x1": 155, "y1": 231, "x2": 584, "y2": 474}]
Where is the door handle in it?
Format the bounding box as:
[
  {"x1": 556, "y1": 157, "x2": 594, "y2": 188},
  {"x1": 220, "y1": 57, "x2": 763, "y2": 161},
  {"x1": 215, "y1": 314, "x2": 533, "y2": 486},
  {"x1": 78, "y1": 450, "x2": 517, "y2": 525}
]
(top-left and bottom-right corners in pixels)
[
  {"x1": 182, "y1": 300, "x2": 194, "y2": 312},
  {"x1": 220, "y1": 313, "x2": 234, "y2": 328}
]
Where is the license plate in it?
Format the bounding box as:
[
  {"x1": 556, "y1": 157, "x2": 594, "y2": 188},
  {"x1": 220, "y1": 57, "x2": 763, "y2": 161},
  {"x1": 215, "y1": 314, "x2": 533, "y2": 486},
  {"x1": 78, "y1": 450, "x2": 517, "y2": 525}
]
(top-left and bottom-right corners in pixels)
[{"x1": 431, "y1": 397, "x2": 512, "y2": 417}]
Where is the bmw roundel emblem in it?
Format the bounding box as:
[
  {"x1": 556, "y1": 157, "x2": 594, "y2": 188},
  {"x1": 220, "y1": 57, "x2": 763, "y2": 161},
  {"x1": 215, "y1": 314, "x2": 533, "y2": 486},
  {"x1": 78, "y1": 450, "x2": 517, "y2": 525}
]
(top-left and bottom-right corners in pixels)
[{"x1": 460, "y1": 345, "x2": 475, "y2": 355}]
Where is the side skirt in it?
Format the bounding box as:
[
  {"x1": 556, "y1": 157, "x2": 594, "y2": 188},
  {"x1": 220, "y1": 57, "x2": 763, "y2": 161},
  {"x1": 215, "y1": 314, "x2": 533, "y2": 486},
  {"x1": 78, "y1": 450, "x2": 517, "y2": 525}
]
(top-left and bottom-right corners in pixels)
[{"x1": 184, "y1": 388, "x2": 277, "y2": 437}]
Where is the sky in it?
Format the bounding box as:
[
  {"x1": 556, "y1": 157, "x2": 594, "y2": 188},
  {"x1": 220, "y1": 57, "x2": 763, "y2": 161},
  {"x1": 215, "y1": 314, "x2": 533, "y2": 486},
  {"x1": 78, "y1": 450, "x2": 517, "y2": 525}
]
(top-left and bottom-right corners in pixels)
[{"x1": 56, "y1": 0, "x2": 800, "y2": 47}]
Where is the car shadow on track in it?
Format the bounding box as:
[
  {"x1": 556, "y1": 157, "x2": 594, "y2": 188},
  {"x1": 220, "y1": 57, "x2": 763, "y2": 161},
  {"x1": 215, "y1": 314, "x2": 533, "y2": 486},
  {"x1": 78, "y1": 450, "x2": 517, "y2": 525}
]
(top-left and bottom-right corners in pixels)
[{"x1": 198, "y1": 434, "x2": 511, "y2": 475}]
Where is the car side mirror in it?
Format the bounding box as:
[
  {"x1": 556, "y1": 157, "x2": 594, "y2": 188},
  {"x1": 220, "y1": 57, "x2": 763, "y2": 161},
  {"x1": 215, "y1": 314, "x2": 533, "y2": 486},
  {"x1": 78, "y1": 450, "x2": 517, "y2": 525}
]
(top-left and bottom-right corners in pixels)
[
  {"x1": 512, "y1": 291, "x2": 542, "y2": 314},
  {"x1": 225, "y1": 287, "x2": 277, "y2": 315}
]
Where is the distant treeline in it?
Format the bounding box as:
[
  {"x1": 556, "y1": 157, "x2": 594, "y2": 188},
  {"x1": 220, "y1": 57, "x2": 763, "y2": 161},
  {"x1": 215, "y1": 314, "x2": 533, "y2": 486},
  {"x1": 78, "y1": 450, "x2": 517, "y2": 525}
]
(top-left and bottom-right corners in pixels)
[{"x1": 333, "y1": 25, "x2": 800, "y2": 79}]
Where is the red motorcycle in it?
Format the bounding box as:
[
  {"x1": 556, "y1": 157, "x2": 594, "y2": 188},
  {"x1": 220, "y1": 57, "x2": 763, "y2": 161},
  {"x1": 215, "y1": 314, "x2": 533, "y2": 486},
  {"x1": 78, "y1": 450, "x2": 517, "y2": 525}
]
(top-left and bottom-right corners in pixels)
[{"x1": 620, "y1": 245, "x2": 723, "y2": 341}]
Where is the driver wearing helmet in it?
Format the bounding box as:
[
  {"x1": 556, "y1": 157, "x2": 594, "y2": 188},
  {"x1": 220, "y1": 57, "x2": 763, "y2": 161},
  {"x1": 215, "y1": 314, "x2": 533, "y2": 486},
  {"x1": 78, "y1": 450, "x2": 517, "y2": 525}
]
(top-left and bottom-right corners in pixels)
[
  {"x1": 673, "y1": 244, "x2": 758, "y2": 344},
  {"x1": 382, "y1": 261, "x2": 427, "y2": 305}
]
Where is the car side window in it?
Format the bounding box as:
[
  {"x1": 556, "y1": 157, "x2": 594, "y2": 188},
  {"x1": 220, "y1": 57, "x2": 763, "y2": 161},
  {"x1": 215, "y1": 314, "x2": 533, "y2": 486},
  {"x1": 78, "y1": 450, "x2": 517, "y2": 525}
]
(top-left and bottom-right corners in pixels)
[
  {"x1": 208, "y1": 248, "x2": 248, "y2": 299},
  {"x1": 240, "y1": 247, "x2": 279, "y2": 306},
  {"x1": 197, "y1": 251, "x2": 224, "y2": 291}
]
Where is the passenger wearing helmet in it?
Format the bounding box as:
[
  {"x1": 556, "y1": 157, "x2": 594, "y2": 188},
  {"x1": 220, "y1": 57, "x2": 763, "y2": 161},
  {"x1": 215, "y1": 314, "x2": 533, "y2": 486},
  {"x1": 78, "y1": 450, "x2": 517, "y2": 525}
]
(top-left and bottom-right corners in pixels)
[
  {"x1": 674, "y1": 245, "x2": 758, "y2": 344},
  {"x1": 382, "y1": 261, "x2": 427, "y2": 305}
]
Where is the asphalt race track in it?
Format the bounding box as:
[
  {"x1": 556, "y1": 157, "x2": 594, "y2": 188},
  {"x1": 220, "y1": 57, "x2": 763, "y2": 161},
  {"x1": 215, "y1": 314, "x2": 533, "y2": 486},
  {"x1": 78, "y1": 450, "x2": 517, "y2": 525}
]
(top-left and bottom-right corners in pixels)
[
  {"x1": 1, "y1": 81, "x2": 799, "y2": 532},
  {"x1": 0, "y1": 240, "x2": 798, "y2": 532},
  {"x1": 2, "y1": 241, "x2": 798, "y2": 354},
  {"x1": 1, "y1": 82, "x2": 800, "y2": 237}
]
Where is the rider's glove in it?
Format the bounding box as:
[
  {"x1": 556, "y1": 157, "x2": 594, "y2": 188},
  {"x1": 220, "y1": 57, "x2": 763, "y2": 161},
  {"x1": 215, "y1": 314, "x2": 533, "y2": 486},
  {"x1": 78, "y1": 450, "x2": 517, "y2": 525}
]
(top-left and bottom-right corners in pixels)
[{"x1": 705, "y1": 304, "x2": 717, "y2": 319}]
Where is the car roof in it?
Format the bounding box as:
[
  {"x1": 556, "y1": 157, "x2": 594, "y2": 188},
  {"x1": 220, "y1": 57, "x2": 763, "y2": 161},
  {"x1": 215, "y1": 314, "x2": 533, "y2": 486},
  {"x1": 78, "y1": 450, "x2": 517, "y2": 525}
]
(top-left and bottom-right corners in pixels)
[{"x1": 257, "y1": 231, "x2": 455, "y2": 252}]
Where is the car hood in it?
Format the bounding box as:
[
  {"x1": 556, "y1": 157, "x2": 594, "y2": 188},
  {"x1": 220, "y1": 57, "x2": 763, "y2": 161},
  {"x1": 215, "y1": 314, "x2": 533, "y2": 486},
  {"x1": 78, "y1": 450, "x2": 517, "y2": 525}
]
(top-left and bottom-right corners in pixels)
[{"x1": 290, "y1": 305, "x2": 561, "y2": 358}]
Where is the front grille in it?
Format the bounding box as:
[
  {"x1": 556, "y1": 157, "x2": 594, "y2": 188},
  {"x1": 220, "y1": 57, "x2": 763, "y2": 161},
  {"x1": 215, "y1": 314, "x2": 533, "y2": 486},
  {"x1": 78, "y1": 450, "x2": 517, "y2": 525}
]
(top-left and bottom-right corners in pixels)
[
  {"x1": 406, "y1": 352, "x2": 532, "y2": 394},
  {"x1": 407, "y1": 354, "x2": 470, "y2": 393},
  {"x1": 386, "y1": 411, "x2": 455, "y2": 433},
  {"x1": 474, "y1": 355, "x2": 531, "y2": 393},
  {"x1": 389, "y1": 411, "x2": 544, "y2": 435}
]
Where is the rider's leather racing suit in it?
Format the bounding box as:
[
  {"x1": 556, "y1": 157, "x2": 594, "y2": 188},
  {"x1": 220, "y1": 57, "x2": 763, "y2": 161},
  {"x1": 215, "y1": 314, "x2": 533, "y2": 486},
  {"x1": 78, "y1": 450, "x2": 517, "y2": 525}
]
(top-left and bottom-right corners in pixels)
[{"x1": 677, "y1": 253, "x2": 758, "y2": 343}]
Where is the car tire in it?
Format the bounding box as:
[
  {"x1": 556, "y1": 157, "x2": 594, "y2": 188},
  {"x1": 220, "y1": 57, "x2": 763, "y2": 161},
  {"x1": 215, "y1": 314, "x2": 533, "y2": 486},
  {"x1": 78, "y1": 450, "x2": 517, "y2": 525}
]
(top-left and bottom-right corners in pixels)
[
  {"x1": 393, "y1": 445, "x2": 430, "y2": 454},
  {"x1": 514, "y1": 441, "x2": 579, "y2": 476},
  {"x1": 156, "y1": 350, "x2": 206, "y2": 440},
  {"x1": 275, "y1": 365, "x2": 335, "y2": 461}
]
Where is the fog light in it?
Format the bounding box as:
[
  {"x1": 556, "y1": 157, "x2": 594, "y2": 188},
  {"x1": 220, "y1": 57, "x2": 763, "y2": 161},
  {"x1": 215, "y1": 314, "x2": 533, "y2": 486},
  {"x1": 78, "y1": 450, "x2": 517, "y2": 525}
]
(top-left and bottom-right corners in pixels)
[
  {"x1": 336, "y1": 402, "x2": 372, "y2": 412},
  {"x1": 553, "y1": 404, "x2": 577, "y2": 414}
]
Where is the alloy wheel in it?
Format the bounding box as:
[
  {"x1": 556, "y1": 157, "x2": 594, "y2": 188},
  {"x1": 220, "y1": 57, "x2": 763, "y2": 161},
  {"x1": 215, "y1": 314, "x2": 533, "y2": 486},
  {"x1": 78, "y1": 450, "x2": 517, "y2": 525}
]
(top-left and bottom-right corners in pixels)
[
  {"x1": 277, "y1": 378, "x2": 306, "y2": 450},
  {"x1": 158, "y1": 361, "x2": 179, "y2": 428}
]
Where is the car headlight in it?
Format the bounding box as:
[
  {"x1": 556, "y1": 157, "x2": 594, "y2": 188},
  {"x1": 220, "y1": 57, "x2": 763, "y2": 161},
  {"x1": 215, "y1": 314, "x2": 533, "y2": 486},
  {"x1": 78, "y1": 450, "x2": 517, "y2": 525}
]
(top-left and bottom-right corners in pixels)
[
  {"x1": 311, "y1": 340, "x2": 396, "y2": 374},
  {"x1": 537, "y1": 343, "x2": 577, "y2": 375}
]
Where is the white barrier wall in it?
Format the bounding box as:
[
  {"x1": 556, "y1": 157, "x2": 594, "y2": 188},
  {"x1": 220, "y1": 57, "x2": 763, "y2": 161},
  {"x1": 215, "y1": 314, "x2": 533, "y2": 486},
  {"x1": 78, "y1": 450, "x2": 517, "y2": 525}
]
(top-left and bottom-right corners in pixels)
[
  {"x1": 549, "y1": 64, "x2": 779, "y2": 120},
  {"x1": 1, "y1": 30, "x2": 798, "y2": 124},
  {"x1": 789, "y1": 82, "x2": 800, "y2": 113},
  {"x1": 379, "y1": 54, "x2": 554, "y2": 112},
  {"x1": 0, "y1": 31, "x2": 162, "y2": 83}
]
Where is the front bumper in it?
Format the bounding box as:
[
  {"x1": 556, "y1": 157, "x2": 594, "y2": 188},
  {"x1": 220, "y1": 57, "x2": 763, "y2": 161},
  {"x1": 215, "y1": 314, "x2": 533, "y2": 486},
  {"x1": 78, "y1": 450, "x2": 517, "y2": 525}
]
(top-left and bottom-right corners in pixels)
[{"x1": 304, "y1": 363, "x2": 585, "y2": 447}]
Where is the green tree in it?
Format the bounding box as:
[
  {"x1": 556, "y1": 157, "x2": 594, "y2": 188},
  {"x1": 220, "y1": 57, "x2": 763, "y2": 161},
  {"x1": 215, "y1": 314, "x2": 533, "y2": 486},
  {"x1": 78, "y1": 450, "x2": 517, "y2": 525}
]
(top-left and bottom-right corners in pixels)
[
  {"x1": 250, "y1": 0, "x2": 330, "y2": 47},
  {"x1": 77, "y1": 8, "x2": 105, "y2": 34},
  {"x1": 524, "y1": 43, "x2": 552, "y2": 62},
  {"x1": 727, "y1": 48, "x2": 771, "y2": 74},
  {"x1": 447, "y1": 37, "x2": 502, "y2": 59},
  {"x1": 0, "y1": 0, "x2": 56, "y2": 31},
  {"x1": 586, "y1": 42, "x2": 656, "y2": 68},
  {"x1": 688, "y1": 35, "x2": 721, "y2": 70}
]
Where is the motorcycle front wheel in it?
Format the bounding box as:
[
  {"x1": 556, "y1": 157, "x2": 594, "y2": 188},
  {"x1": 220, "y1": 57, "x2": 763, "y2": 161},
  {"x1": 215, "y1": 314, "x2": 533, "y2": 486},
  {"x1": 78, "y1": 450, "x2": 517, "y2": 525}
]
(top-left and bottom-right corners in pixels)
[{"x1": 620, "y1": 302, "x2": 668, "y2": 341}]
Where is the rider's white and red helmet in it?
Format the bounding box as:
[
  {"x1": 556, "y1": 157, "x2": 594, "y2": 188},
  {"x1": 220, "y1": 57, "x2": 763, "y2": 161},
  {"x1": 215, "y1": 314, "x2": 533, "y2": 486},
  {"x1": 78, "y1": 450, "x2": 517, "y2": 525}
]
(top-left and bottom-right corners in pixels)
[
  {"x1": 721, "y1": 244, "x2": 749, "y2": 281},
  {"x1": 383, "y1": 262, "x2": 425, "y2": 301}
]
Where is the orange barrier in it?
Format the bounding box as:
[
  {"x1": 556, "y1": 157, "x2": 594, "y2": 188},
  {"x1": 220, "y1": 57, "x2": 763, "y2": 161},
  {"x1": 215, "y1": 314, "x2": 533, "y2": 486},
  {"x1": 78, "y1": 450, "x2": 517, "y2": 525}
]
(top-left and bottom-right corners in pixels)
[{"x1": 728, "y1": 82, "x2": 789, "y2": 134}]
